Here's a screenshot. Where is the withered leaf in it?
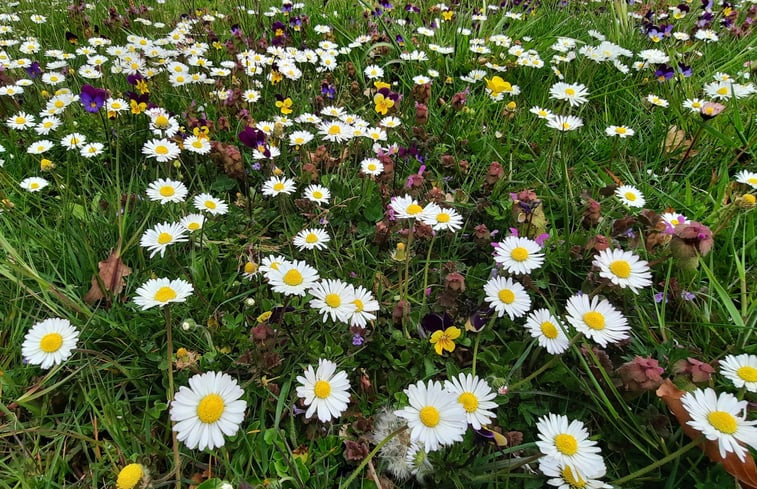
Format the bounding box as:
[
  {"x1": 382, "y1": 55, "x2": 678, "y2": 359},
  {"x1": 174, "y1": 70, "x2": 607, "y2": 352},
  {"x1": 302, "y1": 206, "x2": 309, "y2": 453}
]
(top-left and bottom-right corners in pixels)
[
  {"x1": 84, "y1": 249, "x2": 132, "y2": 306},
  {"x1": 657, "y1": 380, "x2": 757, "y2": 489},
  {"x1": 663, "y1": 126, "x2": 698, "y2": 156}
]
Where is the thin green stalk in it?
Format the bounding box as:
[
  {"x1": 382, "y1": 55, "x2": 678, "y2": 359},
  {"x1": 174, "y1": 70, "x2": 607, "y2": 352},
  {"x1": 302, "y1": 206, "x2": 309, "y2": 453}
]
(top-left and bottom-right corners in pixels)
[
  {"x1": 339, "y1": 426, "x2": 408, "y2": 489},
  {"x1": 611, "y1": 436, "x2": 703, "y2": 486},
  {"x1": 165, "y1": 307, "x2": 181, "y2": 489},
  {"x1": 419, "y1": 234, "x2": 436, "y2": 313}
]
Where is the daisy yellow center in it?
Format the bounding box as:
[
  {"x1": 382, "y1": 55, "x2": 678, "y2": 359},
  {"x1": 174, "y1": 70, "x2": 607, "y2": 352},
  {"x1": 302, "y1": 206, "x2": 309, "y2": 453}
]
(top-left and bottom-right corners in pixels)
[
  {"x1": 273, "y1": 182, "x2": 285, "y2": 191},
  {"x1": 609, "y1": 260, "x2": 631, "y2": 279},
  {"x1": 305, "y1": 233, "x2": 318, "y2": 243},
  {"x1": 565, "y1": 88, "x2": 575, "y2": 96},
  {"x1": 244, "y1": 262, "x2": 257, "y2": 274},
  {"x1": 352, "y1": 298, "x2": 364, "y2": 312},
  {"x1": 498, "y1": 289, "x2": 515, "y2": 304},
  {"x1": 406, "y1": 204, "x2": 423, "y2": 215},
  {"x1": 155, "y1": 145, "x2": 169, "y2": 155},
  {"x1": 157, "y1": 232, "x2": 173, "y2": 244},
  {"x1": 116, "y1": 463, "x2": 143, "y2": 489},
  {"x1": 314, "y1": 380, "x2": 331, "y2": 398},
  {"x1": 325, "y1": 293, "x2": 341, "y2": 308},
  {"x1": 554, "y1": 433, "x2": 578, "y2": 455},
  {"x1": 707, "y1": 411, "x2": 738, "y2": 434},
  {"x1": 15, "y1": 117, "x2": 25, "y2": 124},
  {"x1": 458, "y1": 392, "x2": 479, "y2": 413},
  {"x1": 540, "y1": 321, "x2": 559, "y2": 339},
  {"x1": 192, "y1": 140, "x2": 204, "y2": 148},
  {"x1": 30, "y1": 182, "x2": 40, "y2": 189},
  {"x1": 55, "y1": 100, "x2": 64, "y2": 108},
  {"x1": 154, "y1": 286, "x2": 177, "y2": 302},
  {"x1": 717, "y1": 87, "x2": 728, "y2": 95},
  {"x1": 436, "y1": 213, "x2": 450, "y2": 223},
  {"x1": 328, "y1": 125, "x2": 341, "y2": 135},
  {"x1": 616, "y1": 127, "x2": 627, "y2": 134},
  {"x1": 39, "y1": 332, "x2": 63, "y2": 353},
  {"x1": 539, "y1": 110, "x2": 547, "y2": 117},
  {"x1": 419, "y1": 406, "x2": 441, "y2": 427},
  {"x1": 561, "y1": 465, "x2": 586, "y2": 487},
  {"x1": 283, "y1": 269, "x2": 303, "y2": 286},
  {"x1": 187, "y1": 222, "x2": 200, "y2": 230},
  {"x1": 670, "y1": 218, "x2": 680, "y2": 225},
  {"x1": 747, "y1": 177, "x2": 757, "y2": 186},
  {"x1": 204, "y1": 200, "x2": 216, "y2": 210},
  {"x1": 736, "y1": 366, "x2": 757, "y2": 382},
  {"x1": 583, "y1": 311, "x2": 605, "y2": 330},
  {"x1": 159, "y1": 185, "x2": 175, "y2": 197},
  {"x1": 624, "y1": 192, "x2": 637, "y2": 201},
  {"x1": 196, "y1": 393, "x2": 225, "y2": 423},
  {"x1": 312, "y1": 191, "x2": 323, "y2": 199},
  {"x1": 562, "y1": 122, "x2": 571, "y2": 130},
  {"x1": 367, "y1": 163, "x2": 377, "y2": 171},
  {"x1": 511, "y1": 247, "x2": 529, "y2": 262}
]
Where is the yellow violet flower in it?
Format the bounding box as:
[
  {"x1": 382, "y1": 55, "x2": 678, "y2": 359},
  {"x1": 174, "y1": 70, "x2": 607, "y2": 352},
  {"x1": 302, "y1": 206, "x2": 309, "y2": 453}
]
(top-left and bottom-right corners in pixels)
[
  {"x1": 373, "y1": 93, "x2": 394, "y2": 115},
  {"x1": 485, "y1": 76, "x2": 511, "y2": 97},
  {"x1": 374, "y1": 80, "x2": 391, "y2": 90},
  {"x1": 430, "y1": 326, "x2": 461, "y2": 355},
  {"x1": 276, "y1": 97, "x2": 293, "y2": 114}
]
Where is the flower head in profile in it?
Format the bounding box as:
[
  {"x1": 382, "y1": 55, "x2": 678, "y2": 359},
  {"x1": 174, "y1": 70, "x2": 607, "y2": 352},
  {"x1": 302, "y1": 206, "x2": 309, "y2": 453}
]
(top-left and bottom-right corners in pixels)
[
  {"x1": 430, "y1": 326, "x2": 461, "y2": 355},
  {"x1": 295, "y1": 359, "x2": 351, "y2": 422},
  {"x1": 146, "y1": 178, "x2": 188, "y2": 204},
  {"x1": 20, "y1": 177, "x2": 49, "y2": 192}
]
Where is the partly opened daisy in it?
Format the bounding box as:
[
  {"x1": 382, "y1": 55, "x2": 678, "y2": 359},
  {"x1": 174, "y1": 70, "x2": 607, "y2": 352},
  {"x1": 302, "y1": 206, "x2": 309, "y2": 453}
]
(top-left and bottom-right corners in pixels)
[
  {"x1": 483, "y1": 276, "x2": 532, "y2": 320},
  {"x1": 680, "y1": 387, "x2": 757, "y2": 462},
  {"x1": 20, "y1": 177, "x2": 49, "y2": 192},
  {"x1": 536, "y1": 413, "x2": 606, "y2": 480},
  {"x1": 134, "y1": 277, "x2": 193, "y2": 310},
  {"x1": 524, "y1": 308, "x2": 570, "y2": 354},
  {"x1": 592, "y1": 248, "x2": 652, "y2": 294},
  {"x1": 22, "y1": 318, "x2": 79, "y2": 369},
  {"x1": 170, "y1": 371, "x2": 247, "y2": 450},
  {"x1": 565, "y1": 294, "x2": 629, "y2": 347},
  {"x1": 395, "y1": 380, "x2": 468, "y2": 452},
  {"x1": 494, "y1": 236, "x2": 545, "y2": 275},
  {"x1": 735, "y1": 170, "x2": 757, "y2": 189},
  {"x1": 719, "y1": 354, "x2": 757, "y2": 393},
  {"x1": 295, "y1": 358, "x2": 351, "y2": 422},
  {"x1": 539, "y1": 455, "x2": 611, "y2": 489},
  {"x1": 444, "y1": 373, "x2": 498, "y2": 430}
]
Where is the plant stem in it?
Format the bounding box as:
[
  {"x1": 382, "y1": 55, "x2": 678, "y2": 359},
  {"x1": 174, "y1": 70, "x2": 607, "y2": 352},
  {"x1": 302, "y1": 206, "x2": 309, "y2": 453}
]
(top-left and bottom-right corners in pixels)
[
  {"x1": 673, "y1": 124, "x2": 704, "y2": 174},
  {"x1": 340, "y1": 426, "x2": 408, "y2": 489},
  {"x1": 610, "y1": 436, "x2": 703, "y2": 486},
  {"x1": 165, "y1": 307, "x2": 181, "y2": 489},
  {"x1": 419, "y1": 234, "x2": 436, "y2": 313},
  {"x1": 509, "y1": 334, "x2": 580, "y2": 390},
  {"x1": 471, "y1": 332, "x2": 482, "y2": 377}
]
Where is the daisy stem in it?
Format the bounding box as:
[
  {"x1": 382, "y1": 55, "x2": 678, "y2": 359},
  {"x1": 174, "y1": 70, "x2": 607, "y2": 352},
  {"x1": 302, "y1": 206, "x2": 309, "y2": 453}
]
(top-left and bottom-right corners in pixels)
[
  {"x1": 471, "y1": 333, "x2": 482, "y2": 377},
  {"x1": 401, "y1": 223, "x2": 414, "y2": 339},
  {"x1": 509, "y1": 334, "x2": 581, "y2": 390},
  {"x1": 164, "y1": 307, "x2": 181, "y2": 489},
  {"x1": 610, "y1": 435, "x2": 704, "y2": 486},
  {"x1": 339, "y1": 426, "x2": 408, "y2": 489},
  {"x1": 673, "y1": 123, "x2": 704, "y2": 175},
  {"x1": 419, "y1": 234, "x2": 436, "y2": 313}
]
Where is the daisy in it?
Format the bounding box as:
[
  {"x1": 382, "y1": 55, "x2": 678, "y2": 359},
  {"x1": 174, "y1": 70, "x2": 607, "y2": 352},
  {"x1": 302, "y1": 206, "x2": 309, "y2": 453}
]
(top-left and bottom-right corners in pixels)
[
  {"x1": 261, "y1": 175, "x2": 296, "y2": 197},
  {"x1": 539, "y1": 456, "x2": 611, "y2": 489},
  {"x1": 605, "y1": 125, "x2": 634, "y2": 138},
  {"x1": 592, "y1": 248, "x2": 652, "y2": 294},
  {"x1": 293, "y1": 228, "x2": 331, "y2": 251},
  {"x1": 493, "y1": 236, "x2": 545, "y2": 275},
  {"x1": 483, "y1": 276, "x2": 532, "y2": 320},
  {"x1": 180, "y1": 214, "x2": 205, "y2": 232},
  {"x1": 735, "y1": 170, "x2": 757, "y2": 189},
  {"x1": 133, "y1": 277, "x2": 194, "y2": 310},
  {"x1": 646, "y1": 94, "x2": 669, "y2": 107},
  {"x1": 395, "y1": 380, "x2": 468, "y2": 452},
  {"x1": 347, "y1": 285, "x2": 380, "y2": 328},
  {"x1": 7, "y1": 112, "x2": 35, "y2": 130},
  {"x1": 20, "y1": 177, "x2": 49, "y2": 192},
  {"x1": 296, "y1": 359, "x2": 351, "y2": 422},
  {"x1": 146, "y1": 178, "x2": 188, "y2": 204},
  {"x1": 140, "y1": 222, "x2": 188, "y2": 258},
  {"x1": 549, "y1": 82, "x2": 590, "y2": 106},
  {"x1": 241, "y1": 260, "x2": 259, "y2": 280},
  {"x1": 183, "y1": 135, "x2": 211, "y2": 154},
  {"x1": 615, "y1": 185, "x2": 645, "y2": 208},
  {"x1": 364, "y1": 64, "x2": 384, "y2": 79},
  {"x1": 259, "y1": 254, "x2": 291, "y2": 275},
  {"x1": 536, "y1": 413, "x2": 605, "y2": 480},
  {"x1": 288, "y1": 130, "x2": 314, "y2": 147},
  {"x1": 303, "y1": 184, "x2": 330, "y2": 205},
  {"x1": 683, "y1": 98, "x2": 706, "y2": 112},
  {"x1": 661, "y1": 212, "x2": 687, "y2": 229},
  {"x1": 21, "y1": 318, "x2": 79, "y2": 369},
  {"x1": 80, "y1": 142, "x2": 105, "y2": 158},
  {"x1": 193, "y1": 193, "x2": 228, "y2": 215},
  {"x1": 530, "y1": 106, "x2": 554, "y2": 119},
  {"x1": 318, "y1": 121, "x2": 353, "y2": 143},
  {"x1": 142, "y1": 138, "x2": 181, "y2": 162},
  {"x1": 60, "y1": 133, "x2": 87, "y2": 149},
  {"x1": 266, "y1": 259, "x2": 320, "y2": 296},
  {"x1": 360, "y1": 158, "x2": 384, "y2": 176},
  {"x1": 390, "y1": 194, "x2": 429, "y2": 220},
  {"x1": 719, "y1": 354, "x2": 757, "y2": 393},
  {"x1": 524, "y1": 308, "x2": 570, "y2": 354},
  {"x1": 444, "y1": 373, "x2": 498, "y2": 430},
  {"x1": 546, "y1": 115, "x2": 583, "y2": 132},
  {"x1": 420, "y1": 204, "x2": 464, "y2": 232},
  {"x1": 565, "y1": 294, "x2": 629, "y2": 347},
  {"x1": 170, "y1": 371, "x2": 247, "y2": 450},
  {"x1": 681, "y1": 388, "x2": 757, "y2": 462}
]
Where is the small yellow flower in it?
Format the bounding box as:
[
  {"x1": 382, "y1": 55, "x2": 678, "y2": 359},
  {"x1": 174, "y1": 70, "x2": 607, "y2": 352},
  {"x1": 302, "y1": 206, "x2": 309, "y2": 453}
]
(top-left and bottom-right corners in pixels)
[
  {"x1": 374, "y1": 81, "x2": 391, "y2": 90},
  {"x1": 270, "y1": 71, "x2": 283, "y2": 85},
  {"x1": 442, "y1": 10, "x2": 454, "y2": 21},
  {"x1": 130, "y1": 99, "x2": 146, "y2": 114},
  {"x1": 485, "y1": 76, "x2": 511, "y2": 97},
  {"x1": 116, "y1": 463, "x2": 144, "y2": 489},
  {"x1": 430, "y1": 326, "x2": 461, "y2": 355},
  {"x1": 257, "y1": 311, "x2": 273, "y2": 323},
  {"x1": 40, "y1": 159, "x2": 55, "y2": 171},
  {"x1": 276, "y1": 97, "x2": 293, "y2": 114},
  {"x1": 135, "y1": 80, "x2": 149, "y2": 95},
  {"x1": 373, "y1": 93, "x2": 394, "y2": 115}
]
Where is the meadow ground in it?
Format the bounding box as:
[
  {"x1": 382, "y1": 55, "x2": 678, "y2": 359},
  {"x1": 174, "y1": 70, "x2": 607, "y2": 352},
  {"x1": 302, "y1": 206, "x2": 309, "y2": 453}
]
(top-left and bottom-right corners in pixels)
[{"x1": 0, "y1": 0, "x2": 756, "y2": 488}]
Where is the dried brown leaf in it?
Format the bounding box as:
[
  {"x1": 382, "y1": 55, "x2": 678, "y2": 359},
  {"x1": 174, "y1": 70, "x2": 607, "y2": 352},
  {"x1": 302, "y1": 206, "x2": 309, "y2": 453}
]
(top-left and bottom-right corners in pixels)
[
  {"x1": 84, "y1": 249, "x2": 132, "y2": 306},
  {"x1": 663, "y1": 126, "x2": 698, "y2": 156}
]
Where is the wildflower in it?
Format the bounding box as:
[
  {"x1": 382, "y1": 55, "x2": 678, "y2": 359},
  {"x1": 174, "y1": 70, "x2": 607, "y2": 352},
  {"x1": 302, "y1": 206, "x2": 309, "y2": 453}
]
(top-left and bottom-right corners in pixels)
[
  {"x1": 140, "y1": 222, "x2": 188, "y2": 258},
  {"x1": 395, "y1": 380, "x2": 468, "y2": 452},
  {"x1": 170, "y1": 371, "x2": 247, "y2": 450},
  {"x1": 565, "y1": 294, "x2": 629, "y2": 347},
  {"x1": 21, "y1": 318, "x2": 79, "y2": 369},
  {"x1": 719, "y1": 354, "x2": 757, "y2": 393},
  {"x1": 303, "y1": 184, "x2": 330, "y2": 205},
  {"x1": 266, "y1": 260, "x2": 319, "y2": 296},
  {"x1": 646, "y1": 94, "x2": 669, "y2": 107},
  {"x1": 538, "y1": 456, "x2": 611, "y2": 489},
  {"x1": 546, "y1": 115, "x2": 583, "y2": 131},
  {"x1": 180, "y1": 214, "x2": 205, "y2": 232},
  {"x1": 483, "y1": 276, "x2": 531, "y2": 320},
  {"x1": 19, "y1": 177, "x2": 49, "y2": 192},
  {"x1": 390, "y1": 194, "x2": 429, "y2": 220},
  {"x1": 700, "y1": 102, "x2": 725, "y2": 119},
  {"x1": 183, "y1": 136, "x2": 211, "y2": 155},
  {"x1": 142, "y1": 138, "x2": 181, "y2": 162},
  {"x1": 261, "y1": 175, "x2": 296, "y2": 197},
  {"x1": 429, "y1": 326, "x2": 461, "y2": 355},
  {"x1": 193, "y1": 194, "x2": 229, "y2": 215},
  {"x1": 680, "y1": 388, "x2": 757, "y2": 462},
  {"x1": 116, "y1": 463, "x2": 145, "y2": 489},
  {"x1": 360, "y1": 158, "x2": 384, "y2": 176},
  {"x1": 288, "y1": 130, "x2": 314, "y2": 147},
  {"x1": 374, "y1": 93, "x2": 394, "y2": 115},
  {"x1": 592, "y1": 248, "x2": 652, "y2": 294},
  {"x1": 493, "y1": 236, "x2": 545, "y2": 275},
  {"x1": 484, "y1": 76, "x2": 511, "y2": 97},
  {"x1": 615, "y1": 185, "x2": 645, "y2": 208},
  {"x1": 146, "y1": 178, "x2": 188, "y2": 204},
  {"x1": 79, "y1": 84, "x2": 108, "y2": 113},
  {"x1": 60, "y1": 133, "x2": 87, "y2": 149},
  {"x1": 420, "y1": 203, "x2": 463, "y2": 232},
  {"x1": 293, "y1": 228, "x2": 331, "y2": 251},
  {"x1": 735, "y1": 170, "x2": 757, "y2": 189},
  {"x1": 616, "y1": 356, "x2": 665, "y2": 392},
  {"x1": 530, "y1": 106, "x2": 554, "y2": 119},
  {"x1": 275, "y1": 96, "x2": 293, "y2": 114},
  {"x1": 674, "y1": 357, "x2": 715, "y2": 383},
  {"x1": 80, "y1": 142, "x2": 105, "y2": 158},
  {"x1": 549, "y1": 82, "x2": 590, "y2": 106},
  {"x1": 295, "y1": 359, "x2": 351, "y2": 422},
  {"x1": 670, "y1": 221, "x2": 713, "y2": 258},
  {"x1": 318, "y1": 121, "x2": 353, "y2": 143},
  {"x1": 347, "y1": 285, "x2": 380, "y2": 327},
  {"x1": 259, "y1": 255, "x2": 290, "y2": 275},
  {"x1": 7, "y1": 111, "x2": 36, "y2": 130},
  {"x1": 524, "y1": 309, "x2": 570, "y2": 355},
  {"x1": 605, "y1": 125, "x2": 634, "y2": 138},
  {"x1": 535, "y1": 413, "x2": 606, "y2": 481},
  {"x1": 308, "y1": 279, "x2": 356, "y2": 323},
  {"x1": 241, "y1": 261, "x2": 259, "y2": 280},
  {"x1": 133, "y1": 278, "x2": 193, "y2": 310},
  {"x1": 444, "y1": 373, "x2": 498, "y2": 430},
  {"x1": 364, "y1": 65, "x2": 384, "y2": 79}
]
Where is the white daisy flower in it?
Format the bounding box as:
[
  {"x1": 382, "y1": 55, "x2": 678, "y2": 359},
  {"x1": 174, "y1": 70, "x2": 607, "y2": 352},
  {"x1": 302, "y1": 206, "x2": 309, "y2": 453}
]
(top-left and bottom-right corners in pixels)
[
  {"x1": 494, "y1": 236, "x2": 545, "y2": 275},
  {"x1": 565, "y1": 294, "x2": 629, "y2": 347},
  {"x1": 420, "y1": 203, "x2": 464, "y2": 232},
  {"x1": 19, "y1": 177, "x2": 49, "y2": 192},
  {"x1": 592, "y1": 248, "x2": 652, "y2": 294},
  {"x1": 308, "y1": 279, "x2": 357, "y2": 323},
  {"x1": 142, "y1": 138, "x2": 181, "y2": 162},
  {"x1": 21, "y1": 318, "x2": 79, "y2": 369},
  {"x1": 288, "y1": 130, "x2": 314, "y2": 147},
  {"x1": 735, "y1": 170, "x2": 757, "y2": 189},
  {"x1": 180, "y1": 213, "x2": 205, "y2": 232},
  {"x1": 390, "y1": 194, "x2": 429, "y2": 220},
  {"x1": 193, "y1": 193, "x2": 228, "y2": 215},
  {"x1": 140, "y1": 222, "x2": 188, "y2": 258},
  {"x1": 360, "y1": 158, "x2": 384, "y2": 176},
  {"x1": 524, "y1": 308, "x2": 570, "y2": 354},
  {"x1": 483, "y1": 276, "x2": 532, "y2": 320},
  {"x1": 7, "y1": 111, "x2": 35, "y2": 130},
  {"x1": 530, "y1": 106, "x2": 554, "y2": 120},
  {"x1": 133, "y1": 277, "x2": 194, "y2": 310},
  {"x1": 444, "y1": 373, "x2": 498, "y2": 430},
  {"x1": 347, "y1": 285, "x2": 379, "y2": 328},
  {"x1": 293, "y1": 228, "x2": 331, "y2": 251},
  {"x1": 549, "y1": 82, "x2": 590, "y2": 107},
  {"x1": 183, "y1": 135, "x2": 211, "y2": 154},
  {"x1": 615, "y1": 185, "x2": 645, "y2": 208},
  {"x1": 646, "y1": 94, "x2": 669, "y2": 107},
  {"x1": 241, "y1": 260, "x2": 259, "y2": 280},
  {"x1": 546, "y1": 114, "x2": 583, "y2": 132},
  {"x1": 605, "y1": 125, "x2": 634, "y2": 138},
  {"x1": 661, "y1": 212, "x2": 687, "y2": 228},
  {"x1": 259, "y1": 254, "x2": 291, "y2": 275},
  {"x1": 680, "y1": 387, "x2": 757, "y2": 462},
  {"x1": 170, "y1": 371, "x2": 247, "y2": 450},
  {"x1": 395, "y1": 380, "x2": 468, "y2": 452},
  {"x1": 303, "y1": 184, "x2": 330, "y2": 205},
  {"x1": 536, "y1": 413, "x2": 606, "y2": 481},
  {"x1": 719, "y1": 354, "x2": 757, "y2": 393},
  {"x1": 295, "y1": 358, "x2": 351, "y2": 422},
  {"x1": 266, "y1": 260, "x2": 319, "y2": 297},
  {"x1": 539, "y1": 455, "x2": 611, "y2": 489},
  {"x1": 317, "y1": 121, "x2": 353, "y2": 143},
  {"x1": 80, "y1": 142, "x2": 105, "y2": 158},
  {"x1": 261, "y1": 175, "x2": 296, "y2": 197},
  {"x1": 60, "y1": 133, "x2": 87, "y2": 149},
  {"x1": 146, "y1": 178, "x2": 188, "y2": 204}
]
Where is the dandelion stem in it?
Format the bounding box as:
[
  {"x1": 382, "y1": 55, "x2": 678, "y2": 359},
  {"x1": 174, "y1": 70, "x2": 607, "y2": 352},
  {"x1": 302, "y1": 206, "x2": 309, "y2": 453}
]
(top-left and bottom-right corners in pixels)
[
  {"x1": 339, "y1": 426, "x2": 408, "y2": 489},
  {"x1": 165, "y1": 307, "x2": 181, "y2": 489},
  {"x1": 610, "y1": 436, "x2": 703, "y2": 486}
]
